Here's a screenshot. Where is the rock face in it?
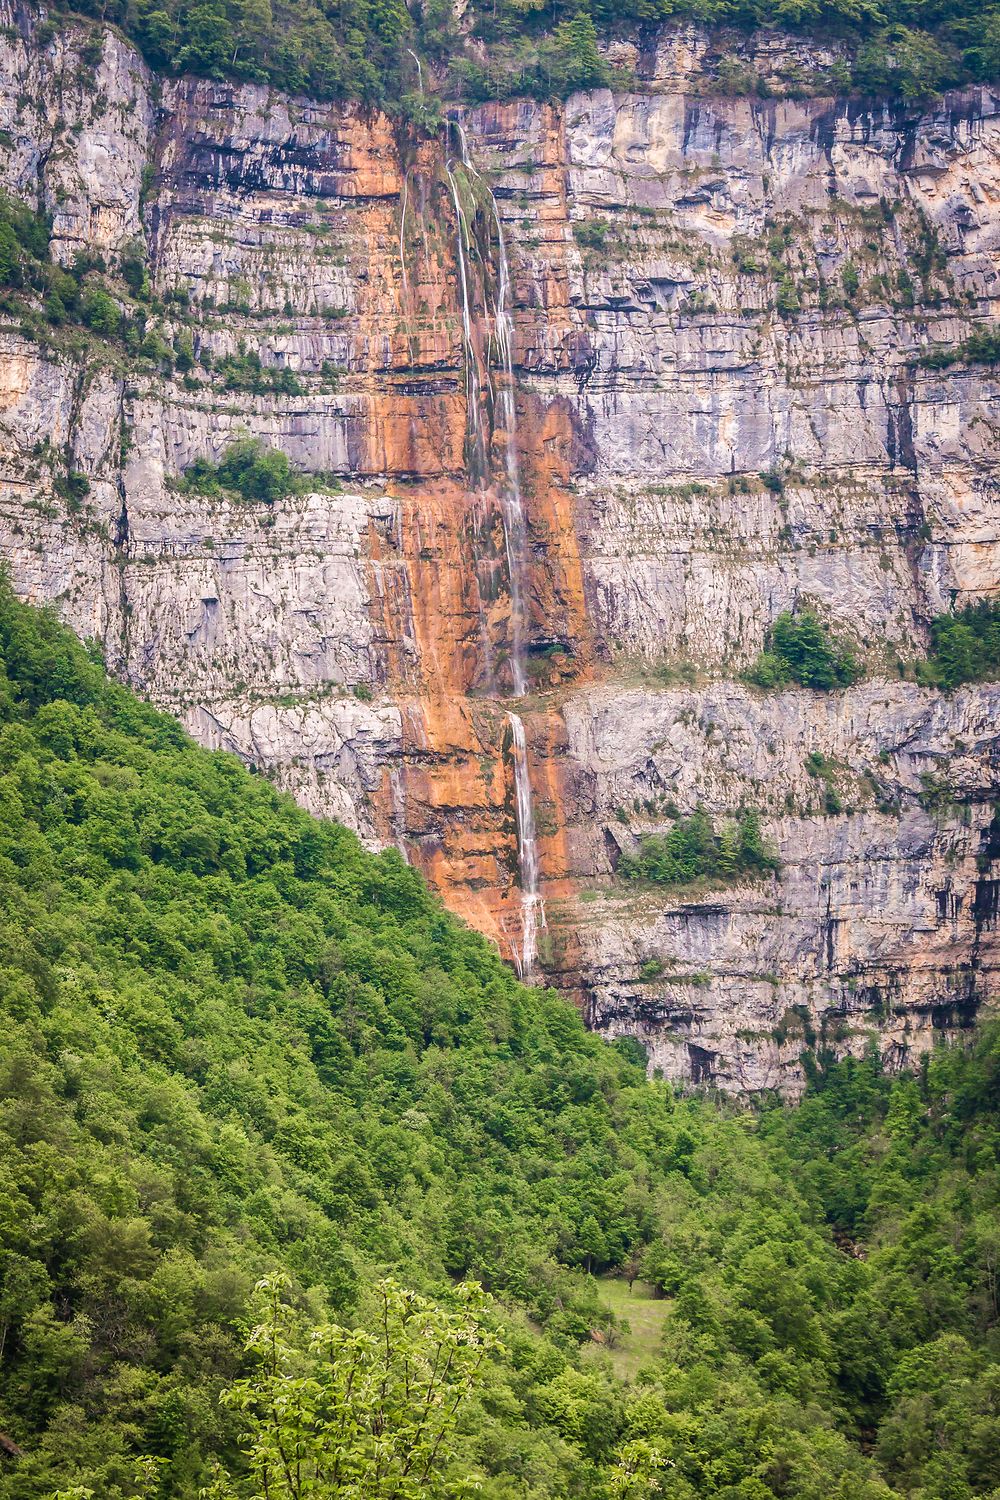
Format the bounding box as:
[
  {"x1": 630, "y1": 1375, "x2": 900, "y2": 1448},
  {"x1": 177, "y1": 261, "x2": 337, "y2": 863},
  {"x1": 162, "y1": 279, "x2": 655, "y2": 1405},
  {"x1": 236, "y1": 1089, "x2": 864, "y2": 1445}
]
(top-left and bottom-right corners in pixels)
[{"x1": 2, "y1": 1, "x2": 1000, "y2": 1089}]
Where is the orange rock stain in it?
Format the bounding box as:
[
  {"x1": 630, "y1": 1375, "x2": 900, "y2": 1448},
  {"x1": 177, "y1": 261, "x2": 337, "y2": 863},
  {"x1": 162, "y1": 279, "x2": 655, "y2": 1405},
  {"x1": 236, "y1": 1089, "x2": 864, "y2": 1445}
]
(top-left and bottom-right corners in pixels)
[{"x1": 350, "y1": 107, "x2": 590, "y2": 976}]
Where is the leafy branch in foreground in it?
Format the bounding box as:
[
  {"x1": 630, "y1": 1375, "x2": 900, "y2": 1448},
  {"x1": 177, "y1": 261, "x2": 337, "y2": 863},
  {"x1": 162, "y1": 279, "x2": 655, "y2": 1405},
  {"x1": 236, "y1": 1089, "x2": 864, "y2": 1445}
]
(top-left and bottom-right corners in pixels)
[
  {"x1": 3, "y1": 578, "x2": 998, "y2": 1500},
  {"x1": 205, "y1": 1274, "x2": 503, "y2": 1500}
]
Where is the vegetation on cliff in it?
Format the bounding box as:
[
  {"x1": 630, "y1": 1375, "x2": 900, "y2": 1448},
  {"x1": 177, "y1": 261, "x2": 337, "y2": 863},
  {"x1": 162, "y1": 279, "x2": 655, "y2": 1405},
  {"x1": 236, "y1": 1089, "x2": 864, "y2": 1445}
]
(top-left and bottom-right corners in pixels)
[
  {"x1": 178, "y1": 438, "x2": 304, "y2": 504},
  {"x1": 0, "y1": 191, "x2": 182, "y2": 381},
  {"x1": 748, "y1": 609, "x2": 861, "y2": 691},
  {"x1": 51, "y1": 0, "x2": 1000, "y2": 108},
  {"x1": 0, "y1": 192, "x2": 123, "y2": 344},
  {"x1": 617, "y1": 806, "x2": 780, "y2": 889},
  {"x1": 921, "y1": 599, "x2": 1000, "y2": 689},
  {"x1": 918, "y1": 328, "x2": 1000, "y2": 370},
  {"x1": 0, "y1": 579, "x2": 998, "y2": 1499}
]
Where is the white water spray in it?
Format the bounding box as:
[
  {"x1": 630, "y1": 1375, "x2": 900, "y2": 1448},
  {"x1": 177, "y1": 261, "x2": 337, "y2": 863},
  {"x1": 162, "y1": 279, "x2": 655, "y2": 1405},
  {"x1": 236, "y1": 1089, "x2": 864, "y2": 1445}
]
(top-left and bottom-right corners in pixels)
[
  {"x1": 399, "y1": 172, "x2": 409, "y2": 302},
  {"x1": 447, "y1": 117, "x2": 545, "y2": 975},
  {"x1": 486, "y1": 189, "x2": 544, "y2": 969},
  {"x1": 453, "y1": 124, "x2": 525, "y2": 687},
  {"x1": 508, "y1": 711, "x2": 544, "y2": 977},
  {"x1": 491, "y1": 198, "x2": 529, "y2": 697},
  {"x1": 445, "y1": 160, "x2": 486, "y2": 475}
]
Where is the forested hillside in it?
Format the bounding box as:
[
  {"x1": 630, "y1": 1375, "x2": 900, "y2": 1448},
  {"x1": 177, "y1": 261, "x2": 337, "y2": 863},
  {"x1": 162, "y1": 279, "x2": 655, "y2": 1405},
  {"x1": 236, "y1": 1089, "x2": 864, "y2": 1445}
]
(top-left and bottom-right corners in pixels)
[
  {"x1": 51, "y1": 0, "x2": 1000, "y2": 109},
  {"x1": 0, "y1": 577, "x2": 997, "y2": 1498}
]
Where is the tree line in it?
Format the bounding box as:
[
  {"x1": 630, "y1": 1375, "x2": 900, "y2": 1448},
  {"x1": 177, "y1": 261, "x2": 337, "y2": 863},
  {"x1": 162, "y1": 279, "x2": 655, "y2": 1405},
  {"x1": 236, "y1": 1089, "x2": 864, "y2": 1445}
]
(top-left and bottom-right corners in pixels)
[
  {"x1": 54, "y1": 0, "x2": 1000, "y2": 108},
  {"x1": 0, "y1": 577, "x2": 997, "y2": 1497}
]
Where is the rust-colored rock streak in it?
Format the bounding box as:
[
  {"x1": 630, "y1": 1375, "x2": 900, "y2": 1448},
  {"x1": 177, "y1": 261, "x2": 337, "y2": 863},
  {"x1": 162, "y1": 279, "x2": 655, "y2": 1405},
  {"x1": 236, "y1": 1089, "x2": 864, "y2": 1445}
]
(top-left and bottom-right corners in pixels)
[
  {"x1": 6, "y1": 22, "x2": 1000, "y2": 1089},
  {"x1": 356, "y1": 106, "x2": 588, "y2": 973}
]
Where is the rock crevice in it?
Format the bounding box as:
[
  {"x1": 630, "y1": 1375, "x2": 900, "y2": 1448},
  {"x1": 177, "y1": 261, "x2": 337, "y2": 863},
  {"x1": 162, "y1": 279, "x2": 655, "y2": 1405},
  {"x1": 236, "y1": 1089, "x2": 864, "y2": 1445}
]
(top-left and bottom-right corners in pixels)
[{"x1": 2, "y1": 4, "x2": 999, "y2": 1086}]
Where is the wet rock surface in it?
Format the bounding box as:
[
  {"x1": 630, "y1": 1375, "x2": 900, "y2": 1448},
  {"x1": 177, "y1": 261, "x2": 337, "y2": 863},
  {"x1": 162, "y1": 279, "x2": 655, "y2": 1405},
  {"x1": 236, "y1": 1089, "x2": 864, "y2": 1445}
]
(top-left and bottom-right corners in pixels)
[{"x1": 2, "y1": 1, "x2": 999, "y2": 1087}]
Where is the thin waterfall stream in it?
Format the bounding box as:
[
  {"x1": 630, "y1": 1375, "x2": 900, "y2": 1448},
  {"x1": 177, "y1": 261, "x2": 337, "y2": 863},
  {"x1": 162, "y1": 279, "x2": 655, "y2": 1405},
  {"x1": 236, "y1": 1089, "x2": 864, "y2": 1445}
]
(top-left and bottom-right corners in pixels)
[
  {"x1": 444, "y1": 158, "x2": 486, "y2": 477},
  {"x1": 399, "y1": 172, "x2": 409, "y2": 302},
  {"x1": 446, "y1": 121, "x2": 545, "y2": 977},
  {"x1": 492, "y1": 199, "x2": 529, "y2": 699},
  {"x1": 508, "y1": 710, "x2": 542, "y2": 976}
]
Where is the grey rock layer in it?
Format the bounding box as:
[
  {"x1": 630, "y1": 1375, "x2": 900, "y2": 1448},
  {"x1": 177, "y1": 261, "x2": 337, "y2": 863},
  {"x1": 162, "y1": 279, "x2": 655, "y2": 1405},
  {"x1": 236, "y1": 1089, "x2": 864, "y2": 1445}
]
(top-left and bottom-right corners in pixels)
[{"x1": 1, "y1": 2, "x2": 999, "y2": 1089}]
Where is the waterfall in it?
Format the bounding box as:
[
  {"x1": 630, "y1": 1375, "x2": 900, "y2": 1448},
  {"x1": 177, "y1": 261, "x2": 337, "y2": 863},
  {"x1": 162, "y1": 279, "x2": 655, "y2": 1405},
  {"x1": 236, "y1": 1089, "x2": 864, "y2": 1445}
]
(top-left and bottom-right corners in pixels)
[
  {"x1": 508, "y1": 711, "x2": 544, "y2": 978},
  {"x1": 491, "y1": 199, "x2": 528, "y2": 698},
  {"x1": 488, "y1": 185, "x2": 544, "y2": 972},
  {"x1": 389, "y1": 766, "x2": 409, "y2": 862},
  {"x1": 445, "y1": 160, "x2": 486, "y2": 477},
  {"x1": 407, "y1": 46, "x2": 423, "y2": 96},
  {"x1": 399, "y1": 173, "x2": 409, "y2": 302},
  {"x1": 448, "y1": 118, "x2": 544, "y2": 976},
  {"x1": 449, "y1": 121, "x2": 529, "y2": 694}
]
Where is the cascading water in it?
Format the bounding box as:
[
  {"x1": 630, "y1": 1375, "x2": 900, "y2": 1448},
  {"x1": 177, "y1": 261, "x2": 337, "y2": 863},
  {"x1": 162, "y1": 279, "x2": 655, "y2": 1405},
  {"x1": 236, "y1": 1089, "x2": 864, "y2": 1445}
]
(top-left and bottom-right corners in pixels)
[
  {"x1": 444, "y1": 118, "x2": 545, "y2": 976},
  {"x1": 491, "y1": 199, "x2": 529, "y2": 699},
  {"x1": 399, "y1": 173, "x2": 409, "y2": 302},
  {"x1": 490, "y1": 196, "x2": 545, "y2": 973},
  {"x1": 507, "y1": 711, "x2": 542, "y2": 978},
  {"x1": 444, "y1": 159, "x2": 487, "y2": 478}
]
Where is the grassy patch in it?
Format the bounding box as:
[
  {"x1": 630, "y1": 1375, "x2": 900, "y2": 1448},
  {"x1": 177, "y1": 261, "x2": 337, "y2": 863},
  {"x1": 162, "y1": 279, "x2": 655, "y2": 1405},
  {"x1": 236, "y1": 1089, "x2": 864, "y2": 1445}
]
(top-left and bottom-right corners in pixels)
[{"x1": 584, "y1": 1277, "x2": 672, "y2": 1382}]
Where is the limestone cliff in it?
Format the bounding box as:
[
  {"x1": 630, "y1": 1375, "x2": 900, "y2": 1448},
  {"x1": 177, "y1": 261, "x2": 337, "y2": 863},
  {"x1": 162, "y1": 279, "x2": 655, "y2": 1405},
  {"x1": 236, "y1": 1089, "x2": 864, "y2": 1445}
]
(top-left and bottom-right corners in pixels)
[{"x1": 2, "y1": 2, "x2": 999, "y2": 1089}]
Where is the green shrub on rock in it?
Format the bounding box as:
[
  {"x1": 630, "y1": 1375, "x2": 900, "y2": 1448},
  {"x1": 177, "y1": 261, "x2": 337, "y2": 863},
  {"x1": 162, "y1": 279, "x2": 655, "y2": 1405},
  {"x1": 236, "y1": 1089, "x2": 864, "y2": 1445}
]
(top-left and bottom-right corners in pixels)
[
  {"x1": 181, "y1": 438, "x2": 300, "y2": 504},
  {"x1": 80, "y1": 284, "x2": 122, "y2": 336},
  {"x1": 748, "y1": 610, "x2": 860, "y2": 691},
  {"x1": 920, "y1": 598, "x2": 1000, "y2": 687},
  {"x1": 618, "y1": 805, "x2": 780, "y2": 888}
]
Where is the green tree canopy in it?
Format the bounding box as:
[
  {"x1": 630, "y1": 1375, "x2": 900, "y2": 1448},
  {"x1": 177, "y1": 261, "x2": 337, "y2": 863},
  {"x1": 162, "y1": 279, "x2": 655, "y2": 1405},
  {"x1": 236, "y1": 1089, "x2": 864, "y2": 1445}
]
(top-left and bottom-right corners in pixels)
[
  {"x1": 55, "y1": 0, "x2": 1000, "y2": 106},
  {"x1": 0, "y1": 578, "x2": 996, "y2": 1499}
]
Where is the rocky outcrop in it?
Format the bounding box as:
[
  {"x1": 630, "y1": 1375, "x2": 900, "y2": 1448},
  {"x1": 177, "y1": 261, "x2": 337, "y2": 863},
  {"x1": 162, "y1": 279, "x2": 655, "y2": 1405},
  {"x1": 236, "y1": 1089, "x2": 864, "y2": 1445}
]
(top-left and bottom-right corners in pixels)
[
  {"x1": 558, "y1": 679, "x2": 1000, "y2": 1090},
  {"x1": 2, "y1": 1, "x2": 999, "y2": 1089}
]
